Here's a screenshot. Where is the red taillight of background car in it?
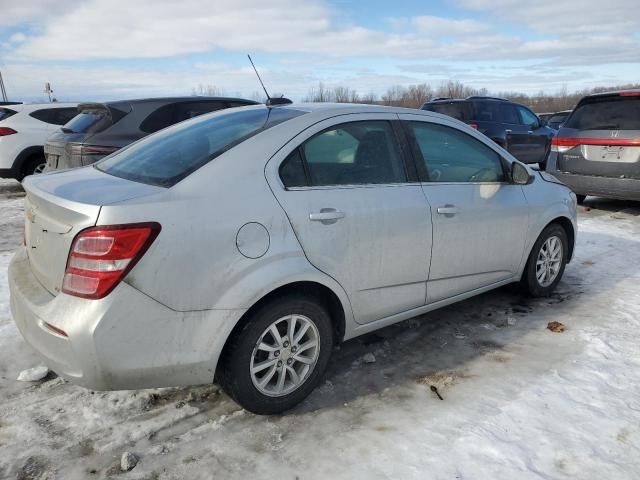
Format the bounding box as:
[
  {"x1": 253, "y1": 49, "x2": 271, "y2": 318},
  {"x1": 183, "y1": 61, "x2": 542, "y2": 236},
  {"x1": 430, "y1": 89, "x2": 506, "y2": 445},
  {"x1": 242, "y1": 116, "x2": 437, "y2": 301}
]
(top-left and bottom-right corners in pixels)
[
  {"x1": 0, "y1": 127, "x2": 17, "y2": 136},
  {"x1": 551, "y1": 136, "x2": 640, "y2": 152},
  {"x1": 68, "y1": 143, "x2": 119, "y2": 156},
  {"x1": 619, "y1": 91, "x2": 640, "y2": 97},
  {"x1": 62, "y1": 223, "x2": 161, "y2": 299},
  {"x1": 469, "y1": 123, "x2": 478, "y2": 129}
]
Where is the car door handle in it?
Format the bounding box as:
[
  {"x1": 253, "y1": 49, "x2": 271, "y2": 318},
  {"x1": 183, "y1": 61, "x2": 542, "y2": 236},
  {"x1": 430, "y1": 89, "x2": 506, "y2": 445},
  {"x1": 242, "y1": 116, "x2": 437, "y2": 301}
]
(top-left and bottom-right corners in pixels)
[
  {"x1": 309, "y1": 209, "x2": 345, "y2": 224},
  {"x1": 505, "y1": 129, "x2": 512, "y2": 134},
  {"x1": 437, "y1": 205, "x2": 458, "y2": 216},
  {"x1": 527, "y1": 131, "x2": 534, "y2": 134}
]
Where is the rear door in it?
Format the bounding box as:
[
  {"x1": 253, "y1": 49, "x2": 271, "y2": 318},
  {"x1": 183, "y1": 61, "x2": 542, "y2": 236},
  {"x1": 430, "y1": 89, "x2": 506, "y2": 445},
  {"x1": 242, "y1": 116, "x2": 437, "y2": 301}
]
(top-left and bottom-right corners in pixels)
[
  {"x1": 400, "y1": 114, "x2": 529, "y2": 303},
  {"x1": 506, "y1": 105, "x2": 548, "y2": 164},
  {"x1": 556, "y1": 93, "x2": 640, "y2": 179},
  {"x1": 268, "y1": 113, "x2": 433, "y2": 325}
]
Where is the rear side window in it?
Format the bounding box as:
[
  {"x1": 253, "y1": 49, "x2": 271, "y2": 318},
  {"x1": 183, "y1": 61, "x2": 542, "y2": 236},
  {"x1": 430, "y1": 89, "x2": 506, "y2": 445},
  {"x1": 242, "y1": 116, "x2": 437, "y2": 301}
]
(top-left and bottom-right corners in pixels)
[
  {"x1": 409, "y1": 122, "x2": 505, "y2": 183},
  {"x1": 49, "y1": 108, "x2": 78, "y2": 125},
  {"x1": 0, "y1": 108, "x2": 17, "y2": 121},
  {"x1": 423, "y1": 102, "x2": 471, "y2": 122},
  {"x1": 295, "y1": 121, "x2": 406, "y2": 186},
  {"x1": 471, "y1": 101, "x2": 501, "y2": 122},
  {"x1": 563, "y1": 95, "x2": 640, "y2": 130},
  {"x1": 97, "y1": 107, "x2": 306, "y2": 187},
  {"x1": 29, "y1": 109, "x2": 53, "y2": 123},
  {"x1": 499, "y1": 104, "x2": 519, "y2": 124},
  {"x1": 140, "y1": 101, "x2": 227, "y2": 133}
]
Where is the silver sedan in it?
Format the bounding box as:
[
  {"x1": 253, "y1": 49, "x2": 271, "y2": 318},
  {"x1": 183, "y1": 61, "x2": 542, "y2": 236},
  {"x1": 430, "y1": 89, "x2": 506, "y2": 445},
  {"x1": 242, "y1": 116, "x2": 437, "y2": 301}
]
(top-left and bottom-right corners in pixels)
[{"x1": 9, "y1": 103, "x2": 577, "y2": 414}]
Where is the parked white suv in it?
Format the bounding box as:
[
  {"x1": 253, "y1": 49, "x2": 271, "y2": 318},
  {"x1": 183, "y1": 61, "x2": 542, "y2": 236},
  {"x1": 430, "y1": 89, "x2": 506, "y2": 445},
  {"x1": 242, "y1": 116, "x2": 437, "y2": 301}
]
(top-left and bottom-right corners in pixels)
[{"x1": 0, "y1": 102, "x2": 78, "y2": 180}]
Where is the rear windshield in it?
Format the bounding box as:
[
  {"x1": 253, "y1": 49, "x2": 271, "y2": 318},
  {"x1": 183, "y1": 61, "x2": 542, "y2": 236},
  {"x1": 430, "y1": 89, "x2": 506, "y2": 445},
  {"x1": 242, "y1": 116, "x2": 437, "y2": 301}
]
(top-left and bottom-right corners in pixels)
[
  {"x1": 564, "y1": 95, "x2": 640, "y2": 130},
  {"x1": 96, "y1": 107, "x2": 307, "y2": 187},
  {"x1": 422, "y1": 102, "x2": 472, "y2": 122},
  {"x1": 0, "y1": 108, "x2": 17, "y2": 122},
  {"x1": 63, "y1": 111, "x2": 107, "y2": 133}
]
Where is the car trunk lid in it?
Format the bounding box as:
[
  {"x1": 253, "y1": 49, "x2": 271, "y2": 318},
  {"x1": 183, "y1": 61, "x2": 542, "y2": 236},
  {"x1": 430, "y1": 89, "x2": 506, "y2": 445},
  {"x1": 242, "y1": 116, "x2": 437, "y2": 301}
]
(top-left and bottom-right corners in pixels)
[{"x1": 23, "y1": 167, "x2": 163, "y2": 295}]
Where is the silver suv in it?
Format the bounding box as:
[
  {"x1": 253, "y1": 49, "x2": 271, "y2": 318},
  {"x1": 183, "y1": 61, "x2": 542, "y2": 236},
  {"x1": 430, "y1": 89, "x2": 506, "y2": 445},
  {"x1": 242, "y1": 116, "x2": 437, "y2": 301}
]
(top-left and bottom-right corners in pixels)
[{"x1": 9, "y1": 103, "x2": 577, "y2": 414}]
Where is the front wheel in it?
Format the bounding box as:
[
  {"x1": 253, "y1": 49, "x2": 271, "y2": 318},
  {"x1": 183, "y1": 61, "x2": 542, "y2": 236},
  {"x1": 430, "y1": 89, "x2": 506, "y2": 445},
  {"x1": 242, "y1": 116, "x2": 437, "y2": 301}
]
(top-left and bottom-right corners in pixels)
[
  {"x1": 521, "y1": 224, "x2": 568, "y2": 297},
  {"x1": 219, "y1": 295, "x2": 334, "y2": 415}
]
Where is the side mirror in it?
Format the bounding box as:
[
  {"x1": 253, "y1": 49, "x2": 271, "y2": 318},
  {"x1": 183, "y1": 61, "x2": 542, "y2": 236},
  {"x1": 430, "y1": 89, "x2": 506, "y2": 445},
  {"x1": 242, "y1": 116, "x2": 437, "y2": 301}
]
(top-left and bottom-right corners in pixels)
[{"x1": 511, "y1": 161, "x2": 534, "y2": 185}]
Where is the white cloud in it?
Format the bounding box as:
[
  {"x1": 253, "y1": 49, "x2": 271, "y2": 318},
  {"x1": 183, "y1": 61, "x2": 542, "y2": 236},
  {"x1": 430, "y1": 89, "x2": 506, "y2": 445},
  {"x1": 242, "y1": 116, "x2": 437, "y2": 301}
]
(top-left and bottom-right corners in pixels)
[{"x1": 0, "y1": 0, "x2": 78, "y2": 26}]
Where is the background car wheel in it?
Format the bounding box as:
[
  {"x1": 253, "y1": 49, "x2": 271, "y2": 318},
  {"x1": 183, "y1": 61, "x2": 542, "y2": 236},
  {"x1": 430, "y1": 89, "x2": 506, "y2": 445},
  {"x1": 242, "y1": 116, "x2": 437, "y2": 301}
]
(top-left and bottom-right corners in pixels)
[
  {"x1": 20, "y1": 155, "x2": 47, "y2": 181},
  {"x1": 521, "y1": 223, "x2": 568, "y2": 297},
  {"x1": 576, "y1": 194, "x2": 586, "y2": 204},
  {"x1": 219, "y1": 295, "x2": 334, "y2": 415}
]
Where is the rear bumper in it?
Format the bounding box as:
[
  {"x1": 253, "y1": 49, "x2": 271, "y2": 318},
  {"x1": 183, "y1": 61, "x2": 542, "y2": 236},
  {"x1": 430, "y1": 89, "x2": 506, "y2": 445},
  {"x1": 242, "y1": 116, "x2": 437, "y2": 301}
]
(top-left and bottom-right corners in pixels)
[
  {"x1": 9, "y1": 247, "x2": 245, "y2": 390},
  {"x1": 552, "y1": 171, "x2": 640, "y2": 201}
]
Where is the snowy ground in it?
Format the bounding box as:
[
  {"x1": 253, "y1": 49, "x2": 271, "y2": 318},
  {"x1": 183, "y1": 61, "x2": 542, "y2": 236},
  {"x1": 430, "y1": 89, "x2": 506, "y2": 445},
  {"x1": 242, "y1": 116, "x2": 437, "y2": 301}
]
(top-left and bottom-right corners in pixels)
[{"x1": 1, "y1": 177, "x2": 639, "y2": 479}]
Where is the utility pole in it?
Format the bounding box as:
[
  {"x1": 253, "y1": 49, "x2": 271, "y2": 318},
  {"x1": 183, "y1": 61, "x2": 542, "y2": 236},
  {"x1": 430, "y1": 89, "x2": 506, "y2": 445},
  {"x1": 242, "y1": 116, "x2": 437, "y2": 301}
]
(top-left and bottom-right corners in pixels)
[{"x1": 0, "y1": 71, "x2": 8, "y2": 102}]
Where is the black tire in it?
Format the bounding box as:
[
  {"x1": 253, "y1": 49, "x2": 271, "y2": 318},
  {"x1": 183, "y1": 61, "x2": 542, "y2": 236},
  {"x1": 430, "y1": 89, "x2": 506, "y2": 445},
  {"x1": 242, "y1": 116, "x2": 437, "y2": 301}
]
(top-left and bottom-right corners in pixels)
[
  {"x1": 576, "y1": 194, "x2": 587, "y2": 205},
  {"x1": 521, "y1": 223, "x2": 568, "y2": 297},
  {"x1": 20, "y1": 155, "x2": 47, "y2": 181},
  {"x1": 219, "y1": 295, "x2": 334, "y2": 415}
]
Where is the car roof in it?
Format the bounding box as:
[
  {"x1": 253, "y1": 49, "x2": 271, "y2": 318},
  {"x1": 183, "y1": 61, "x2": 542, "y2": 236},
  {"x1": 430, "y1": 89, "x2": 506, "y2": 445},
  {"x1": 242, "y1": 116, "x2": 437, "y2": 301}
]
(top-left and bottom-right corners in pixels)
[
  {"x1": 275, "y1": 102, "x2": 436, "y2": 116},
  {"x1": 583, "y1": 89, "x2": 640, "y2": 98},
  {"x1": 102, "y1": 96, "x2": 259, "y2": 106}
]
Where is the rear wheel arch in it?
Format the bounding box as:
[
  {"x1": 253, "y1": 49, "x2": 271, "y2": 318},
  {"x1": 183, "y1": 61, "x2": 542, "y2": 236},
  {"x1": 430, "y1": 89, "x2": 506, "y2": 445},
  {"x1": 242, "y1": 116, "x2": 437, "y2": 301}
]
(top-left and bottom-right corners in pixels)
[
  {"x1": 13, "y1": 146, "x2": 46, "y2": 180},
  {"x1": 215, "y1": 281, "x2": 346, "y2": 380}
]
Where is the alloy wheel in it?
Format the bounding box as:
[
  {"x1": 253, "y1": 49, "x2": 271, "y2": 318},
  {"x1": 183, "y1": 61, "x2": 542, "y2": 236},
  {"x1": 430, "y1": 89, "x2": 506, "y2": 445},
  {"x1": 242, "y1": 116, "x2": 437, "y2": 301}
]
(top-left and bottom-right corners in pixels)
[{"x1": 250, "y1": 314, "x2": 320, "y2": 397}]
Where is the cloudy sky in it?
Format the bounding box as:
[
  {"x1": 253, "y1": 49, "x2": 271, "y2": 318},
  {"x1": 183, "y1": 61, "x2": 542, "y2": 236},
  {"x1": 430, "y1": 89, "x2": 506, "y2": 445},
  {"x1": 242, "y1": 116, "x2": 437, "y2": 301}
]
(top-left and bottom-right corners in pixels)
[{"x1": 0, "y1": 0, "x2": 638, "y2": 102}]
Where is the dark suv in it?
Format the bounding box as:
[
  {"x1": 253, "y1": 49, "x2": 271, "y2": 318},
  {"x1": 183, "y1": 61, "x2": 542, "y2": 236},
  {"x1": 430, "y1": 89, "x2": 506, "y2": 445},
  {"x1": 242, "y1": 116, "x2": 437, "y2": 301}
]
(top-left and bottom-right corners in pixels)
[
  {"x1": 421, "y1": 96, "x2": 555, "y2": 166},
  {"x1": 546, "y1": 90, "x2": 640, "y2": 202},
  {"x1": 45, "y1": 96, "x2": 258, "y2": 170}
]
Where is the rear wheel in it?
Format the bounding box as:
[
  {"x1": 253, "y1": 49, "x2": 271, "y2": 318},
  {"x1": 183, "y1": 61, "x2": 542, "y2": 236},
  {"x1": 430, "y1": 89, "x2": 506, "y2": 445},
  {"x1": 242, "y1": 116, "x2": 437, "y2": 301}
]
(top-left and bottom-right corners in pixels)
[
  {"x1": 20, "y1": 155, "x2": 47, "y2": 181},
  {"x1": 219, "y1": 295, "x2": 334, "y2": 415},
  {"x1": 521, "y1": 224, "x2": 568, "y2": 297}
]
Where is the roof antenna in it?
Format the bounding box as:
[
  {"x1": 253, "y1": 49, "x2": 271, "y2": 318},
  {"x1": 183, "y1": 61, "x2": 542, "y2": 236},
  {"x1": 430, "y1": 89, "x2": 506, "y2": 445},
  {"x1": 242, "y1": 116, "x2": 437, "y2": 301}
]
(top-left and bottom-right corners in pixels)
[{"x1": 247, "y1": 54, "x2": 292, "y2": 107}]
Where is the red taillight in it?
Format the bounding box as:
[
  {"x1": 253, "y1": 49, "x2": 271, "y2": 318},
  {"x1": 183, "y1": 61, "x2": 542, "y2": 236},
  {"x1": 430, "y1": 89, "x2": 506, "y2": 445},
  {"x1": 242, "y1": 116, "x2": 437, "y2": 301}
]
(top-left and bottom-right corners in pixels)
[
  {"x1": 0, "y1": 127, "x2": 17, "y2": 136},
  {"x1": 619, "y1": 91, "x2": 640, "y2": 97},
  {"x1": 551, "y1": 136, "x2": 640, "y2": 152},
  {"x1": 62, "y1": 223, "x2": 161, "y2": 299},
  {"x1": 68, "y1": 143, "x2": 119, "y2": 156},
  {"x1": 469, "y1": 123, "x2": 478, "y2": 129}
]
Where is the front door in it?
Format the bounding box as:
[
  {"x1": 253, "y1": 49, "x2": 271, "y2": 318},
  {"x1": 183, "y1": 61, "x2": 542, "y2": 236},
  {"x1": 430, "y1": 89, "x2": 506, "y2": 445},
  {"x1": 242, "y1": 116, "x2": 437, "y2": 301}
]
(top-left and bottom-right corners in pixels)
[
  {"x1": 400, "y1": 115, "x2": 530, "y2": 303},
  {"x1": 267, "y1": 114, "x2": 433, "y2": 324}
]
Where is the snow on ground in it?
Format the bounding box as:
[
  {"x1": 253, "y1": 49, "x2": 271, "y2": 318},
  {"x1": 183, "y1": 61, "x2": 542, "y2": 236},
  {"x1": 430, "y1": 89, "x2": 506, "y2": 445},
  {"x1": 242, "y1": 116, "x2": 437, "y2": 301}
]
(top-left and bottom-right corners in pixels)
[{"x1": 1, "y1": 177, "x2": 639, "y2": 479}]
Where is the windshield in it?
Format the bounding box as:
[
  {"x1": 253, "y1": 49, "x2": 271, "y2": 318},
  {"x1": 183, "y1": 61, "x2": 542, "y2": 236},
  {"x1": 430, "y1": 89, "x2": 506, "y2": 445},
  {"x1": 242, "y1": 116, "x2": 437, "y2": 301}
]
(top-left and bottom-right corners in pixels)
[
  {"x1": 96, "y1": 107, "x2": 307, "y2": 187},
  {"x1": 564, "y1": 96, "x2": 640, "y2": 130}
]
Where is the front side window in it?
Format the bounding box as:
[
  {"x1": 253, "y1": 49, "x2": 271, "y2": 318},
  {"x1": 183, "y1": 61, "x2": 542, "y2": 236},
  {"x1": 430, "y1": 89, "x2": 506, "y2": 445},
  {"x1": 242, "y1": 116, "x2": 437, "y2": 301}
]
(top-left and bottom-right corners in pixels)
[
  {"x1": 283, "y1": 121, "x2": 406, "y2": 187},
  {"x1": 517, "y1": 107, "x2": 540, "y2": 128},
  {"x1": 409, "y1": 122, "x2": 505, "y2": 183},
  {"x1": 98, "y1": 107, "x2": 306, "y2": 187}
]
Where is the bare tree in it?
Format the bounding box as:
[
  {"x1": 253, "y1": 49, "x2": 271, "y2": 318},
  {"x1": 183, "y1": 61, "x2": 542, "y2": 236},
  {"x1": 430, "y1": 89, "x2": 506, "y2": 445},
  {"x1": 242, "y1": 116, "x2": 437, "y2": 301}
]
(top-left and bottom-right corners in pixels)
[{"x1": 191, "y1": 84, "x2": 224, "y2": 96}]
